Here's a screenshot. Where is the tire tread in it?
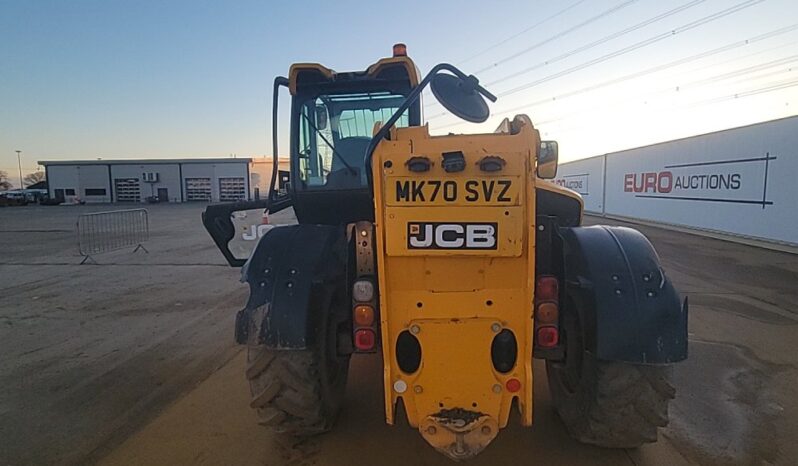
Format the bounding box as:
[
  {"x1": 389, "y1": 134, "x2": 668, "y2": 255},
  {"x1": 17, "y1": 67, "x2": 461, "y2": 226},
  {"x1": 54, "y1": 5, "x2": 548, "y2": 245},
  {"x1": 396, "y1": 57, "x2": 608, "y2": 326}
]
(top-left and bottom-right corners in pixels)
[
  {"x1": 246, "y1": 347, "x2": 330, "y2": 436},
  {"x1": 549, "y1": 360, "x2": 675, "y2": 448}
]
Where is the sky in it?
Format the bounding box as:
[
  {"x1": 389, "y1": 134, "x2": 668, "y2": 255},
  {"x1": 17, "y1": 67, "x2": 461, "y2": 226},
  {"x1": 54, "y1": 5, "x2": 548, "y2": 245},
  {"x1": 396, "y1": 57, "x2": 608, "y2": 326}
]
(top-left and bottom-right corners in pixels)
[{"x1": 1, "y1": 0, "x2": 796, "y2": 187}]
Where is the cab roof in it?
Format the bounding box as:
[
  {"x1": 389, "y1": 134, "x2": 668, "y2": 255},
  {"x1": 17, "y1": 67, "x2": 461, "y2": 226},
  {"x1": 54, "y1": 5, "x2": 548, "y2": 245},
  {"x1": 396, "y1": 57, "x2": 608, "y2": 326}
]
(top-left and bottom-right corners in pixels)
[{"x1": 288, "y1": 55, "x2": 420, "y2": 95}]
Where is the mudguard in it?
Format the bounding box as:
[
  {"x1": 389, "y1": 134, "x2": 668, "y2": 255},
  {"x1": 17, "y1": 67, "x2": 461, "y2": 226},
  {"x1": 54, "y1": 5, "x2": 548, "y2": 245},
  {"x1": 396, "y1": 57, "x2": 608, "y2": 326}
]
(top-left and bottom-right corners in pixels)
[
  {"x1": 560, "y1": 225, "x2": 688, "y2": 364},
  {"x1": 236, "y1": 224, "x2": 347, "y2": 349}
]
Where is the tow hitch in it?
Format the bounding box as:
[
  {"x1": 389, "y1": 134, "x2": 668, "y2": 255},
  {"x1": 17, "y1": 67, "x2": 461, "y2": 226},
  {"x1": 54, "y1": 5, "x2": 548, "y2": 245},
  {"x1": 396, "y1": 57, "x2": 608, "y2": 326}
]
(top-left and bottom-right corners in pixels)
[{"x1": 420, "y1": 409, "x2": 499, "y2": 460}]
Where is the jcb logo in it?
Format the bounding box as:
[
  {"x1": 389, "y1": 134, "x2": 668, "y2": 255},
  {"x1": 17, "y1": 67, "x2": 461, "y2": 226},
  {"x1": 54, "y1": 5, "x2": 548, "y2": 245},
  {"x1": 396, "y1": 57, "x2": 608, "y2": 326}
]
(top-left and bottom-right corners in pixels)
[
  {"x1": 241, "y1": 224, "x2": 274, "y2": 241},
  {"x1": 407, "y1": 222, "x2": 497, "y2": 250}
]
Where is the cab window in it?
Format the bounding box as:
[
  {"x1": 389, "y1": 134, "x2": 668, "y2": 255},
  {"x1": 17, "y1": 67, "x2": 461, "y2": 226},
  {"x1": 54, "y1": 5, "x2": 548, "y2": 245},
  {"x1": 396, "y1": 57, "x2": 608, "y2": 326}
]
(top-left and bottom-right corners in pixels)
[{"x1": 297, "y1": 92, "x2": 409, "y2": 189}]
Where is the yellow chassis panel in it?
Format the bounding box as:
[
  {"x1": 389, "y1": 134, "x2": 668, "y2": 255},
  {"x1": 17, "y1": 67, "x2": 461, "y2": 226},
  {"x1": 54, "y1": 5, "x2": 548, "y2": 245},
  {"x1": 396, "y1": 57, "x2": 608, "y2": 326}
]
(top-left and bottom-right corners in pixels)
[
  {"x1": 400, "y1": 318, "x2": 520, "y2": 426},
  {"x1": 372, "y1": 120, "x2": 542, "y2": 444}
]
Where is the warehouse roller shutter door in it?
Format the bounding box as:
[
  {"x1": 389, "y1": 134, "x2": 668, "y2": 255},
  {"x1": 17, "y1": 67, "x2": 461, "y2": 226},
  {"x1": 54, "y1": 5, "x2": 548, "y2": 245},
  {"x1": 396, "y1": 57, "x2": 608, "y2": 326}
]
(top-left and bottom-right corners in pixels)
[
  {"x1": 185, "y1": 177, "x2": 212, "y2": 201},
  {"x1": 219, "y1": 177, "x2": 246, "y2": 201},
  {"x1": 114, "y1": 178, "x2": 141, "y2": 202}
]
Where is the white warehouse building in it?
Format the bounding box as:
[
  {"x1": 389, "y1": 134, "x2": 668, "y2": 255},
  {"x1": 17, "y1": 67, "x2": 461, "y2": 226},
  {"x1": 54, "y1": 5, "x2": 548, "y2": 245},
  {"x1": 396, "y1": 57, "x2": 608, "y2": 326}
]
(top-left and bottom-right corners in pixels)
[{"x1": 38, "y1": 158, "x2": 252, "y2": 203}]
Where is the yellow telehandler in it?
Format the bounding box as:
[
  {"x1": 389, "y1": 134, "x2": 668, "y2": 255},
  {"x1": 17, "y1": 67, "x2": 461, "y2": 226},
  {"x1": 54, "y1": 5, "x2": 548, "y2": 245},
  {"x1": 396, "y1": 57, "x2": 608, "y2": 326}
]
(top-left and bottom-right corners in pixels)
[{"x1": 203, "y1": 44, "x2": 687, "y2": 460}]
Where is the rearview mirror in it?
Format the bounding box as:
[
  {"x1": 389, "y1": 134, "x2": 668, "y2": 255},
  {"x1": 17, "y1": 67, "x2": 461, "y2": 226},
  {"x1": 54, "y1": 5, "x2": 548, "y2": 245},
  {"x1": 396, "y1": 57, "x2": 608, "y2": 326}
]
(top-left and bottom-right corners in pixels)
[
  {"x1": 430, "y1": 73, "x2": 490, "y2": 123},
  {"x1": 364, "y1": 63, "x2": 497, "y2": 188},
  {"x1": 537, "y1": 141, "x2": 558, "y2": 179}
]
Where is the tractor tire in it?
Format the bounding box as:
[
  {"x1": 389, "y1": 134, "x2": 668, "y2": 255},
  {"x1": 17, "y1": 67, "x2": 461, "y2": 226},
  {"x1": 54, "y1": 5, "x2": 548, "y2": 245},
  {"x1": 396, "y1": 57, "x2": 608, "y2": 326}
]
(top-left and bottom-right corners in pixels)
[
  {"x1": 245, "y1": 300, "x2": 350, "y2": 436},
  {"x1": 546, "y1": 298, "x2": 675, "y2": 448}
]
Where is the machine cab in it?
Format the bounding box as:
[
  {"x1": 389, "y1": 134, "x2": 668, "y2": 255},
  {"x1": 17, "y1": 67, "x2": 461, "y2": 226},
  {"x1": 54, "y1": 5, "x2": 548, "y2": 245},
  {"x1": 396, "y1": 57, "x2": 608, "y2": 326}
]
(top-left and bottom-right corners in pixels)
[
  {"x1": 202, "y1": 46, "x2": 423, "y2": 266},
  {"x1": 288, "y1": 50, "x2": 422, "y2": 224}
]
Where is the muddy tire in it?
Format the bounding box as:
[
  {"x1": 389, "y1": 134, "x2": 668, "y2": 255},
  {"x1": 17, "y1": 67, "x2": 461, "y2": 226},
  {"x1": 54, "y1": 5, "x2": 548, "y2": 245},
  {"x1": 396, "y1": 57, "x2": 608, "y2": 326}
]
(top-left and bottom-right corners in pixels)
[
  {"x1": 546, "y1": 299, "x2": 675, "y2": 448},
  {"x1": 245, "y1": 300, "x2": 350, "y2": 436}
]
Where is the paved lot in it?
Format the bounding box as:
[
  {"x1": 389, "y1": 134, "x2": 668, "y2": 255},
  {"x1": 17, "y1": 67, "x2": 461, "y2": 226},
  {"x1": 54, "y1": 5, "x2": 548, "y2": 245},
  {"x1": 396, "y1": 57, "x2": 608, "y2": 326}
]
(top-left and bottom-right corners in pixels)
[{"x1": 1, "y1": 205, "x2": 796, "y2": 465}]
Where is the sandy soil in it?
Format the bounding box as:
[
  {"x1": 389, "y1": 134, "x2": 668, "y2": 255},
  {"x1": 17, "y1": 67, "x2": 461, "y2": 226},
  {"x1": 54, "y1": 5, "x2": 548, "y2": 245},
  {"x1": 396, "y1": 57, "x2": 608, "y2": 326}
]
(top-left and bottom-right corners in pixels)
[{"x1": 2, "y1": 205, "x2": 796, "y2": 465}]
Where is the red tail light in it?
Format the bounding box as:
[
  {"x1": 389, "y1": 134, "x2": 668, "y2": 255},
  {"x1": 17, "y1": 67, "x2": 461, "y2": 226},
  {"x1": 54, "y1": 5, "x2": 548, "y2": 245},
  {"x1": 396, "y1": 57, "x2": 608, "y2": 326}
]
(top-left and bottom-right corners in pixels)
[
  {"x1": 536, "y1": 326, "x2": 559, "y2": 348},
  {"x1": 535, "y1": 276, "x2": 561, "y2": 353},
  {"x1": 354, "y1": 329, "x2": 376, "y2": 351},
  {"x1": 536, "y1": 276, "x2": 559, "y2": 302}
]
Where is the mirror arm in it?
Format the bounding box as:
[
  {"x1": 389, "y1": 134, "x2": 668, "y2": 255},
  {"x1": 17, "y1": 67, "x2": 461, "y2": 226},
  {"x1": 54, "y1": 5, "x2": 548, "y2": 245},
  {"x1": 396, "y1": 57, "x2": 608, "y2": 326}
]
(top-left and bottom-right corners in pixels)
[
  {"x1": 461, "y1": 74, "x2": 497, "y2": 102},
  {"x1": 364, "y1": 63, "x2": 495, "y2": 190},
  {"x1": 435, "y1": 63, "x2": 497, "y2": 102}
]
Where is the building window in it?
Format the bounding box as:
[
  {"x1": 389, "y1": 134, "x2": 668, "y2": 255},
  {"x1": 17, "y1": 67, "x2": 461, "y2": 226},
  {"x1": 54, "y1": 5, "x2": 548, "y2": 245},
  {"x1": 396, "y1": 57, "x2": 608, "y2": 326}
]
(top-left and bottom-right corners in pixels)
[
  {"x1": 85, "y1": 188, "x2": 107, "y2": 196},
  {"x1": 65, "y1": 188, "x2": 76, "y2": 196},
  {"x1": 114, "y1": 178, "x2": 141, "y2": 202},
  {"x1": 219, "y1": 177, "x2": 246, "y2": 201},
  {"x1": 185, "y1": 178, "x2": 212, "y2": 201}
]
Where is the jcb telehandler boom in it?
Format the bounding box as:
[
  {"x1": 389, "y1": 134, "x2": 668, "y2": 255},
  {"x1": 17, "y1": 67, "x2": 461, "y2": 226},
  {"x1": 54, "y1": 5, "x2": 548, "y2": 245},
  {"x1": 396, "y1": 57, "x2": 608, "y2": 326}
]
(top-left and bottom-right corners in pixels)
[{"x1": 203, "y1": 45, "x2": 687, "y2": 460}]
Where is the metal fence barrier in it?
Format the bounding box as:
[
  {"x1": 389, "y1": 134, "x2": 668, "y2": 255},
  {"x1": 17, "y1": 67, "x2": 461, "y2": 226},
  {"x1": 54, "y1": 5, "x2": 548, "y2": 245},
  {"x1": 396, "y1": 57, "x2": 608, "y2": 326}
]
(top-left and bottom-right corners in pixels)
[{"x1": 77, "y1": 208, "x2": 149, "y2": 264}]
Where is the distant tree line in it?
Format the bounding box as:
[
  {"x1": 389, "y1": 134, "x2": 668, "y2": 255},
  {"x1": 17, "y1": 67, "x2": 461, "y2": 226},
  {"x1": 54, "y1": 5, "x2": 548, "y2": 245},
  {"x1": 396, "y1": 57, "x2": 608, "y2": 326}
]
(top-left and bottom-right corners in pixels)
[
  {"x1": 0, "y1": 170, "x2": 12, "y2": 190},
  {"x1": 0, "y1": 170, "x2": 46, "y2": 190},
  {"x1": 24, "y1": 171, "x2": 45, "y2": 186}
]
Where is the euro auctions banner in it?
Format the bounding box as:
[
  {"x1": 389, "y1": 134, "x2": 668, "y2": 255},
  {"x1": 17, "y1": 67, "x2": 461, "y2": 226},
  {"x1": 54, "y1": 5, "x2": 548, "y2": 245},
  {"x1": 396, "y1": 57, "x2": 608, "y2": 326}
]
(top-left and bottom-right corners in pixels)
[
  {"x1": 552, "y1": 155, "x2": 605, "y2": 213},
  {"x1": 602, "y1": 116, "x2": 798, "y2": 245},
  {"x1": 621, "y1": 156, "x2": 766, "y2": 206}
]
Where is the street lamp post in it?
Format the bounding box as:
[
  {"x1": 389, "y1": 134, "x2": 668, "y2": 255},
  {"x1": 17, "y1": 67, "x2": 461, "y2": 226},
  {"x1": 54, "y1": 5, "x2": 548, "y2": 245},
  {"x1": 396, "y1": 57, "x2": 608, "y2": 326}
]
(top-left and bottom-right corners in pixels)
[{"x1": 16, "y1": 150, "x2": 23, "y2": 189}]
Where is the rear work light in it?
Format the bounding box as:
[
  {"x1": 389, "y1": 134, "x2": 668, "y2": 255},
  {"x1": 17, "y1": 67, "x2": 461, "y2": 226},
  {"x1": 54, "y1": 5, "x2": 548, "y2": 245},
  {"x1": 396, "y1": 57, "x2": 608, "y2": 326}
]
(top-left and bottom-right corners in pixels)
[{"x1": 354, "y1": 328, "x2": 376, "y2": 351}]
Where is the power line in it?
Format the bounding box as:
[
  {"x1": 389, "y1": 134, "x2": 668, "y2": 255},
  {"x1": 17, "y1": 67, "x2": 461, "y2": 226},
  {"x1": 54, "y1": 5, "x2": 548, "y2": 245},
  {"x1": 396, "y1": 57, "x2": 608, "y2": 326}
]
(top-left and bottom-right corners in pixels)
[
  {"x1": 456, "y1": 25, "x2": 798, "y2": 122},
  {"x1": 484, "y1": 0, "x2": 708, "y2": 88},
  {"x1": 537, "y1": 65, "x2": 798, "y2": 126},
  {"x1": 532, "y1": 59, "x2": 797, "y2": 127},
  {"x1": 680, "y1": 55, "x2": 797, "y2": 88},
  {"x1": 685, "y1": 76, "x2": 798, "y2": 107},
  {"x1": 434, "y1": 55, "x2": 795, "y2": 132},
  {"x1": 549, "y1": 77, "x2": 798, "y2": 138},
  {"x1": 424, "y1": 0, "x2": 638, "y2": 108},
  {"x1": 428, "y1": 0, "x2": 768, "y2": 116},
  {"x1": 496, "y1": 0, "x2": 766, "y2": 98},
  {"x1": 658, "y1": 29, "x2": 798, "y2": 76},
  {"x1": 472, "y1": 0, "x2": 640, "y2": 75},
  {"x1": 455, "y1": 0, "x2": 589, "y2": 66},
  {"x1": 428, "y1": 24, "x2": 798, "y2": 123}
]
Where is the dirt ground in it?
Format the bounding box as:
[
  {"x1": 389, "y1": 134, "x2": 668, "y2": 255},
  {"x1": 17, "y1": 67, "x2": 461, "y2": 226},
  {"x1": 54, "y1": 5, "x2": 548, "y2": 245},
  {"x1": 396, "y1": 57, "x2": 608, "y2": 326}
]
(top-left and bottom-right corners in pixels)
[{"x1": 1, "y1": 204, "x2": 796, "y2": 465}]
